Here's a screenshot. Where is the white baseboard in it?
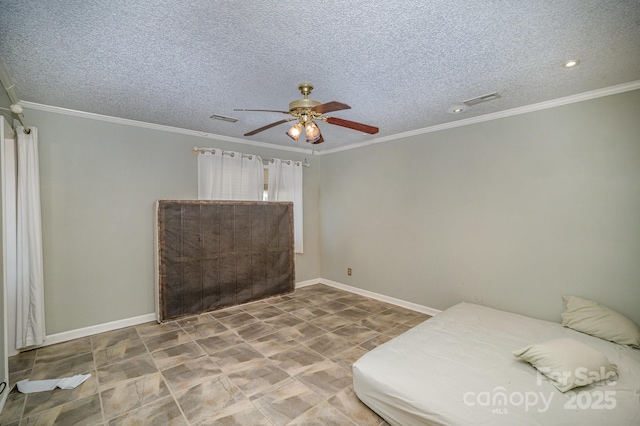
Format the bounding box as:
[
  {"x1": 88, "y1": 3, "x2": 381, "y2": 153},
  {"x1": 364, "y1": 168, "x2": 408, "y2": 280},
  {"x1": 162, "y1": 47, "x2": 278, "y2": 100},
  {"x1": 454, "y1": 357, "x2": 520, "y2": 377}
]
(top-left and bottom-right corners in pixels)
[
  {"x1": 45, "y1": 313, "x2": 157, "y2": 347},
  {"x1": 9, "y1": 313, "x2": 157, "y2": 356},
  {"x1": 8, "y1": 278, "x2": 438, "y2": 356},
  {"x1": 295, "y1": 278, "x2": 321, "y2": 288},
  {"x1": 318, "y1": 278, "x2": 441, "y2": 316},
  {"x1": 9, "y1": 279, "x2": 320, "y2": 355}
]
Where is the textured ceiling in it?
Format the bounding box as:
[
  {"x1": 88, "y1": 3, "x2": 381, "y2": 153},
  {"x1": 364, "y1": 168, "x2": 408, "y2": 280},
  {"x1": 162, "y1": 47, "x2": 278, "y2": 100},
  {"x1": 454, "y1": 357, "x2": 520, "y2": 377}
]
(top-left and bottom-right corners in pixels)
[{"x1": 0, "y1": 1, "x2": 639, "y2": 152}]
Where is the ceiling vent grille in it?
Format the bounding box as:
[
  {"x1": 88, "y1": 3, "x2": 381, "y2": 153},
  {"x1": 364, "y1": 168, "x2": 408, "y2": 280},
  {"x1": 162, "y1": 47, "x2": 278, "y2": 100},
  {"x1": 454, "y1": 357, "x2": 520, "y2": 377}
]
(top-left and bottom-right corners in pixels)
[
  {"x1": 210, "y1": 114, "x2": 238, "y2": 123},
  {"x1": 463, "y1": 92, "x2": 501, "y2": 107}
]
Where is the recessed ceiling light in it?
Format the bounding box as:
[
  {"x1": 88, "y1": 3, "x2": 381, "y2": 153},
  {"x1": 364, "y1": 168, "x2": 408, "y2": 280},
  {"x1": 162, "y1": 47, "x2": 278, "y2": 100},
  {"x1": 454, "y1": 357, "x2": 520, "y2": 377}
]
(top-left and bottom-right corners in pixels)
[
  {"x1": 563, "y1": 59, "x2": 580, "y2": 68},
  {"x1": 453, "y1": 108, "x2": 463, "y2": 113}
]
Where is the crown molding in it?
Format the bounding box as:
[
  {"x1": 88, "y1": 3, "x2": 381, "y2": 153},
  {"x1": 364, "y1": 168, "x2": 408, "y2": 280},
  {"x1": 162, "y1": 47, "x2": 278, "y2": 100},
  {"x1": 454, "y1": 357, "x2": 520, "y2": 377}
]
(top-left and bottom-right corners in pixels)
[
  {"x1": 20, "y1": 79, "x2": 640, "y2": 156},
  {"x1": 19, "y1": 101, "x2": 315, "y2": 155},
  {"x1": 319, "y1": 80, "x2": 640, "y2": 155}
]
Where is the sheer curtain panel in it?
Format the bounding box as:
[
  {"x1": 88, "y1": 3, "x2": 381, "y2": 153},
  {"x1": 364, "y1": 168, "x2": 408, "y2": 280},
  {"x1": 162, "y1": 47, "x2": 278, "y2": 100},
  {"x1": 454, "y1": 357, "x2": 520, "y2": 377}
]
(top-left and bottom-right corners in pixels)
[
  {"x1": 15, "y1": 127, "x2": 46, "y2": 349},
  {"x1": 197, "y1": 150, "x2": 264, "y2": 200},
  {"x1": 268, "y1": 159, "x2": 303, "y2": 253}
]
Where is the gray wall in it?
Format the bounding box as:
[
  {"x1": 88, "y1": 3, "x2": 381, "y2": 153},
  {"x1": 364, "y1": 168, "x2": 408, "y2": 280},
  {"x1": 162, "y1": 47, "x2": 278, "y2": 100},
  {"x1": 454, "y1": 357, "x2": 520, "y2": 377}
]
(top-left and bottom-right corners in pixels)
[
  {"x1": 28, "y1": 109, "x2": 320, "y2": 334},
  {"x1": 320, "y1": 90, "x2": 640, "y2": 324},
  {"x1": 0, "y1": 89, "x2": 11, "y2": 122},
  {"x1": 20, "y1": 88, "x2": 640, "y2": 335}
]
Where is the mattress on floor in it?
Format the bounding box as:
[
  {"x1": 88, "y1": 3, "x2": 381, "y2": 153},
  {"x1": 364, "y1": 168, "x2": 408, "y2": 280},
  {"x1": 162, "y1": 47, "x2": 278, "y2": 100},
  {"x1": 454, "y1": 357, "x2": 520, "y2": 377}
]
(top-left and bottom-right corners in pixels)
[{"x1": 353, "y1": 302, "x2": 640, "y2": 426}]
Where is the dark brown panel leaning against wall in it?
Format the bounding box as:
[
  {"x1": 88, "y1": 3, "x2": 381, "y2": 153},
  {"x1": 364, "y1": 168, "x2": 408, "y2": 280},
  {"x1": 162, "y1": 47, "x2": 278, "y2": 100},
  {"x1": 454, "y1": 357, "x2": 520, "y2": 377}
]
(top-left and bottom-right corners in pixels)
[{"x1": 156, "y1": 200, "x2": 295, "y2": 322}]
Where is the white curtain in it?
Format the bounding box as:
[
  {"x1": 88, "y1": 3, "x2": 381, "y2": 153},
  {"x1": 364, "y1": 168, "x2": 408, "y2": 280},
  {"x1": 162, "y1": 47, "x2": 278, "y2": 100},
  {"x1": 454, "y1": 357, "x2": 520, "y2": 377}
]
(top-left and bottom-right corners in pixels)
[
  {"x1": 15, "y1": 126, "x2": 46, "y2": 349},
  {"x1": 197, "y1": 150, "x2": 264, "y2": 200},
  {"x1": 268, "y1": 159, "x2": 303, "y2": 253}
]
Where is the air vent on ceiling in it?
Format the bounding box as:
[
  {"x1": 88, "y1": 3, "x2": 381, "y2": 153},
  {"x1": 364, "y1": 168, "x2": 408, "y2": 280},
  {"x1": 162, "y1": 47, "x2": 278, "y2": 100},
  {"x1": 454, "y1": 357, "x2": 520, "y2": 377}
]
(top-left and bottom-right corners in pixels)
[
  {"x1": 210, "y1": 114, "x2": 238, "y2": 123},
  {"x1": 463, "y1": 92, "x2": 501, "y2": 107}
]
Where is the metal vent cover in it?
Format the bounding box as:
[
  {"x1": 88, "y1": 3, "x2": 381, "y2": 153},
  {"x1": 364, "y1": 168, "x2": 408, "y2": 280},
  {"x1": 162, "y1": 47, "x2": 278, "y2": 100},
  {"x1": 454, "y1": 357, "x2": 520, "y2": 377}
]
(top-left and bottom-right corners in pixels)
[
  {"x1": 210, "y1": 114, "x2": 238, "y2": 123},
  {"x1": 463, "y1": 92, "x2": 502, "y2": 107}
]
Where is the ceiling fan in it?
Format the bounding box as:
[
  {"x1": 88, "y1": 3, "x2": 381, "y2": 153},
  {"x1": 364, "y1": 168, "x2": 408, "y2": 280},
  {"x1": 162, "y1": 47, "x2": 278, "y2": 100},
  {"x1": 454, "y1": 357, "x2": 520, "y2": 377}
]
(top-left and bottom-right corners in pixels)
[{"x1": 234, "y1": 83, "x2": 379, "y2": 144}]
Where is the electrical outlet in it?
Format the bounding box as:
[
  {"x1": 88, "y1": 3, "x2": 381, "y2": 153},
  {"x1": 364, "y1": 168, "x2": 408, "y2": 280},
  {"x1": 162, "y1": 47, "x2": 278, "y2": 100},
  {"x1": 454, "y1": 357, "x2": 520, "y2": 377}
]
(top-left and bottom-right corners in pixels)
[{"x1": 347, "y1": 268, "x2": 352, "y2": 276}]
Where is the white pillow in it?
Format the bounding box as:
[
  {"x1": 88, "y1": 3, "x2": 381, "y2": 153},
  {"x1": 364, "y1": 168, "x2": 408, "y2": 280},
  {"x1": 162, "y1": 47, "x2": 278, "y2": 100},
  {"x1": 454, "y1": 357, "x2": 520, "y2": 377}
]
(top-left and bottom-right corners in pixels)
[
  {"x1": 513, "y1": 338, "x2": 617, "y2": 392},
  {"x1": 561, "y1": 295, "x2": 640, "y2": 348}
]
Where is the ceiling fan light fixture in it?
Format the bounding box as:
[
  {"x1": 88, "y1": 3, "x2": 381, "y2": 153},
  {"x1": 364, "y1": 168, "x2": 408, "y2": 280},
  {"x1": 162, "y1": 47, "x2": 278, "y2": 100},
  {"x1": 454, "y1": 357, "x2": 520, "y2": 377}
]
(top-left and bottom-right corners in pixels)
[
  {"x1": 235, "y1": 83, "x2": 376, "y2": 144},
  {"x1": 311, "y1": 133, "x2": 324, "y2": 144},
  {"x1": 286, "y1": 122, "x2": 303, "y2": 141},
  {"x1": 305, "y1": 121, "x2": 321, "y2": 143}
]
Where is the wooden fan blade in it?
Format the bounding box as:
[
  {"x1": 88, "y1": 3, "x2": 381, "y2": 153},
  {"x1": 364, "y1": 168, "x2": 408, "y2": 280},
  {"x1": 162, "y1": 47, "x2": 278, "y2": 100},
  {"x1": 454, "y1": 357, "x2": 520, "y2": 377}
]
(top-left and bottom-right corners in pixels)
[
  {"x1": 325, "y1": 117, "x2": 379, "y2": 134},
  {"x1": 312, "y1": 101, "x2": 351, "y2": 115},
  {"x1": 234, "y1": 109, "x2": 291, "y2": 114},
  {"x1": 244, "y1": 119, "x2": 294, "y2": 136}
]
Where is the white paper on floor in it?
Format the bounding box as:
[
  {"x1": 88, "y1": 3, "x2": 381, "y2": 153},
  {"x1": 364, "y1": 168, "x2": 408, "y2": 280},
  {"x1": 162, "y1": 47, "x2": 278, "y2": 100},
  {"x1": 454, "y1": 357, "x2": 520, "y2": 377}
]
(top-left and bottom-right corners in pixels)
[{"x1": 17, "y1": 374, "x2": 91, "y2": 393}]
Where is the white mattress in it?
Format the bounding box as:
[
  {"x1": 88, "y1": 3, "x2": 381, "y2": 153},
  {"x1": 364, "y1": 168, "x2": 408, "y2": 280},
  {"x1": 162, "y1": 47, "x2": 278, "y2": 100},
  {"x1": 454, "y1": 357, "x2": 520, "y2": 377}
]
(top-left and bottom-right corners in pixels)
[{"x1": 353, "y1": 302, "x2": 640, "y2": 426}]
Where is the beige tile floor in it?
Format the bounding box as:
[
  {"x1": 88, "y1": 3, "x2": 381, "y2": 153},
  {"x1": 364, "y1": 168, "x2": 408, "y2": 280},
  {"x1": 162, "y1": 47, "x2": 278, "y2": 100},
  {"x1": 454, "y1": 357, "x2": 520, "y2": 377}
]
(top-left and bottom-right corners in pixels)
[{"x1": 1, "y1": 284, "x2": 431, "y2": 425}]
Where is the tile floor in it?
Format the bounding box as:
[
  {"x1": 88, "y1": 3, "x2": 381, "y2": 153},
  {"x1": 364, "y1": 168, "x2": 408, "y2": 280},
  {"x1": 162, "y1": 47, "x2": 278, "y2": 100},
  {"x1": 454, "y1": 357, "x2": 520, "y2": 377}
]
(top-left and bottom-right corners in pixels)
[{"x1": 1, "y1": 284, "x2": 431, "y2": 425}]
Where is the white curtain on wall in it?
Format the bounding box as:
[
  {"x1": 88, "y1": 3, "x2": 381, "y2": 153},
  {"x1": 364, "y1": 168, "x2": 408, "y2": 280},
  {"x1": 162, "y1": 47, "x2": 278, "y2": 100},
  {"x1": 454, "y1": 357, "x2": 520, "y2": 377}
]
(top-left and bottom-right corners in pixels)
[
  {"x1": 268, "y1": 159, "x2": 303, "y2": 253},
  {"x1": 197, "y1": 150, "x2": 264, "y2": 200},
  {"x1": 15, "y1": 126, "x2": 46, "y2": 349}
]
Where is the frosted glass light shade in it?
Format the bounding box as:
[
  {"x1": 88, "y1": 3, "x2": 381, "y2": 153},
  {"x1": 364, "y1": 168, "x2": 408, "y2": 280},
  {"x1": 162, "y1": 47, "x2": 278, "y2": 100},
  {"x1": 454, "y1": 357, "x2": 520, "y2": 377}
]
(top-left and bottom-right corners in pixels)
[
  {"x1": 305, "y1": 121, "x2": 321, "y2": 143},
  {"x1": 286, "y1": 122, "x2": 303, "y2": 141}
]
